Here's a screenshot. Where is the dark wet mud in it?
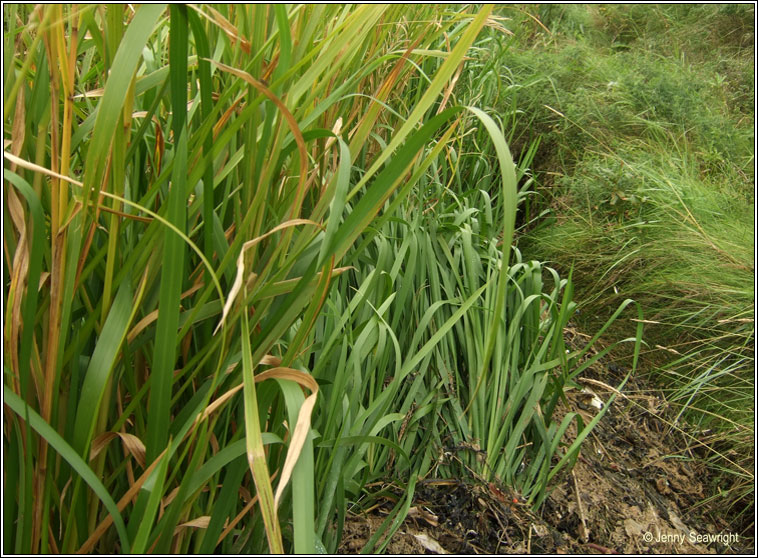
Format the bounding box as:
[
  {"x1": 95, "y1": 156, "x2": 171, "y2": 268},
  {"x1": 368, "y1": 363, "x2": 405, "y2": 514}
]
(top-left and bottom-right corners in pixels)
[{"x1": 339, "y1": 338, "x2": 753, "y2": 555}]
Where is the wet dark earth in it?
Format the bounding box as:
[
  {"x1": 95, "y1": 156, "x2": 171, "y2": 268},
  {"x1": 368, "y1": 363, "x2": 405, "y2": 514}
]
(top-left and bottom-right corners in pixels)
[{"x1": 338, "y1": 351, "x2": 754, "y2": 555}]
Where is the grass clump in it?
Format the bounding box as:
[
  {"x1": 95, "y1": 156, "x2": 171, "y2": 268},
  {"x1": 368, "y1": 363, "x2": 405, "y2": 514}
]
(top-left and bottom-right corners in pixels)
[
  {"x1": 5, "y1": 4, "x2": 640, "y2": 554},
  {"x1": 301, "y1": 128, "x2": 642, "y2": 551},
  {"x1": 2, "y1": 4, "x2": 505, "y2": 553}
]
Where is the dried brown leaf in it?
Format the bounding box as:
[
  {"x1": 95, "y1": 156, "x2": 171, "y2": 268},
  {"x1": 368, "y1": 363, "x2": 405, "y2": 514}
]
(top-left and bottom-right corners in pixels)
[
  {"x1": 89, "y1": 431, "x2": 146, "y2": 468},
  {"x1": 253, "y1": 367, "x2": 319, "y2": 507},
  {"x1": 214, "y1": 219, "x2": 321, "y2": 334},
  {"x1": 173, "y1": 516, "x2": 211, "y2": 535}
]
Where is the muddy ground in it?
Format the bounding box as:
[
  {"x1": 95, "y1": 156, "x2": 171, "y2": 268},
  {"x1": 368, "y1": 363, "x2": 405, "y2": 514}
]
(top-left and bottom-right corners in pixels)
[{"x1": 338, "y1": 331, "x2": 754, "y2": 555}]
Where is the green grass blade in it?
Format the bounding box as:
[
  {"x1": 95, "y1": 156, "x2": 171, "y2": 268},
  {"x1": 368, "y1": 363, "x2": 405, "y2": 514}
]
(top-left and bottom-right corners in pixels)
[
  {"x1": 80, "y1": 3, "x2": 165, "y2": 214},
  {"x1": 145, "y1": 3, "x2": 189, "y2": 463},
  {"x1": 461, "y1": 107, "x2": 518, "y2": 413},
  {"x1": 347, "y1": 7, "x2": 494, "y2": 200},
  {"x1": 130, "y1": 451, "x2": 170, "y2": 553},
  {"x1": 3, "y1": 385, "x2": 130, "y2": 551},
  {"x1": 186, "y1": 8, "x2": 216, "y2": 263},
  {"x1": 198, "y1": 456, "x2": 248, "y2": 553},
  {"x1": 71, "y1": 281, "x2": 133, "y2": 456},
  {"x1": 277, "y1": 378, "x2": 315, "y2": 554},
  {"x1": 240, "y1": 297, "x2": 283, "y2": 552}
]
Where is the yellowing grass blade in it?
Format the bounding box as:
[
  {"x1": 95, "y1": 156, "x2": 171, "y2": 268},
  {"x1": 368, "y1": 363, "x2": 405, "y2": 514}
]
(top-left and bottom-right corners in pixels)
[
  {"x1": 3, "y1": 387, "x2": 130, "y2": 552},
  {"x1": 254, "y1": 367, "x2": 319, "y2": 507},
  {"x1": 173, "y1": 516, "x2": 211, "y2": 535},
  {"x1": 240, "y1": 290, "x2": 282, "y2": 552},
  {"x1": 215, "y1": 219, "x2": 322, "y2": 334},
  {"x1": 89, "y1": 432, "x2": 146, "y2": 469},
  {"x1": 208, "y1": 59, "x2": 310, "y2": 219},
  {"x1": 348, "y1": 6, "x2": 493, "y2": 200}
]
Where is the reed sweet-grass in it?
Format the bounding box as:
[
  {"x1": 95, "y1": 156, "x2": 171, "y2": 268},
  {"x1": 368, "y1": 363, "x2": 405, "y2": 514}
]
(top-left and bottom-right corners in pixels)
[
  {"x1": 4, "y1": 4, "x2": 648, "y2": 554},
  {"x1": 3, "y1": 4, "x2": 501, "y2": 553},
  {"x1": 294, "y1": 107, "x2": 642, "y2": 551}
]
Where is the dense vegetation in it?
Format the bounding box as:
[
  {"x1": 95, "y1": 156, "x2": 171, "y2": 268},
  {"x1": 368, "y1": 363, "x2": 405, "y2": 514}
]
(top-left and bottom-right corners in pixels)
[
  {"x1": 2, "y1": 4, "x2": 751, "y2": 554},
  {"x1": 477, "y1": 3, "x2": 754, "y2": 532}
]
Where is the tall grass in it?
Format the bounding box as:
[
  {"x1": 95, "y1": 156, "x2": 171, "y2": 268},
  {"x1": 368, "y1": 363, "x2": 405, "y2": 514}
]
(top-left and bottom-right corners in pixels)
[
  {"x1": 472, "y1": 3, "x2": 754, "y2": 532},
  {"x1": 3, "y1": 4, "x2": 502, "y2": 552},
  {"x1": 529, "y1": 145, "x2": 755, "y2": 525},
  {"x1": 3, "y1": 5, "x2": 648, "y2": 554},
  {"x1": 297, "y1": 113, "x2": 643, "y2": 551}
]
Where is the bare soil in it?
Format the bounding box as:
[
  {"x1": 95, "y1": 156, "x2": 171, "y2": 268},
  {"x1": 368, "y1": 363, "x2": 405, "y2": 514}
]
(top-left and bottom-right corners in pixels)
[{"x1": 338, "y1": 334, "x2": 754, "y2": 555}]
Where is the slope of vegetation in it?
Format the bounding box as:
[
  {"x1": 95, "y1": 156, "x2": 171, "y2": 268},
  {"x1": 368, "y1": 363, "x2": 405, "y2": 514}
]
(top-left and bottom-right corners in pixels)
[
  {"x1": 463, "y1": 3, "x2": 754, "y2": 533},
  {"x1": 3, "y1": 4, "x2": 643, "y2": 554}
]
